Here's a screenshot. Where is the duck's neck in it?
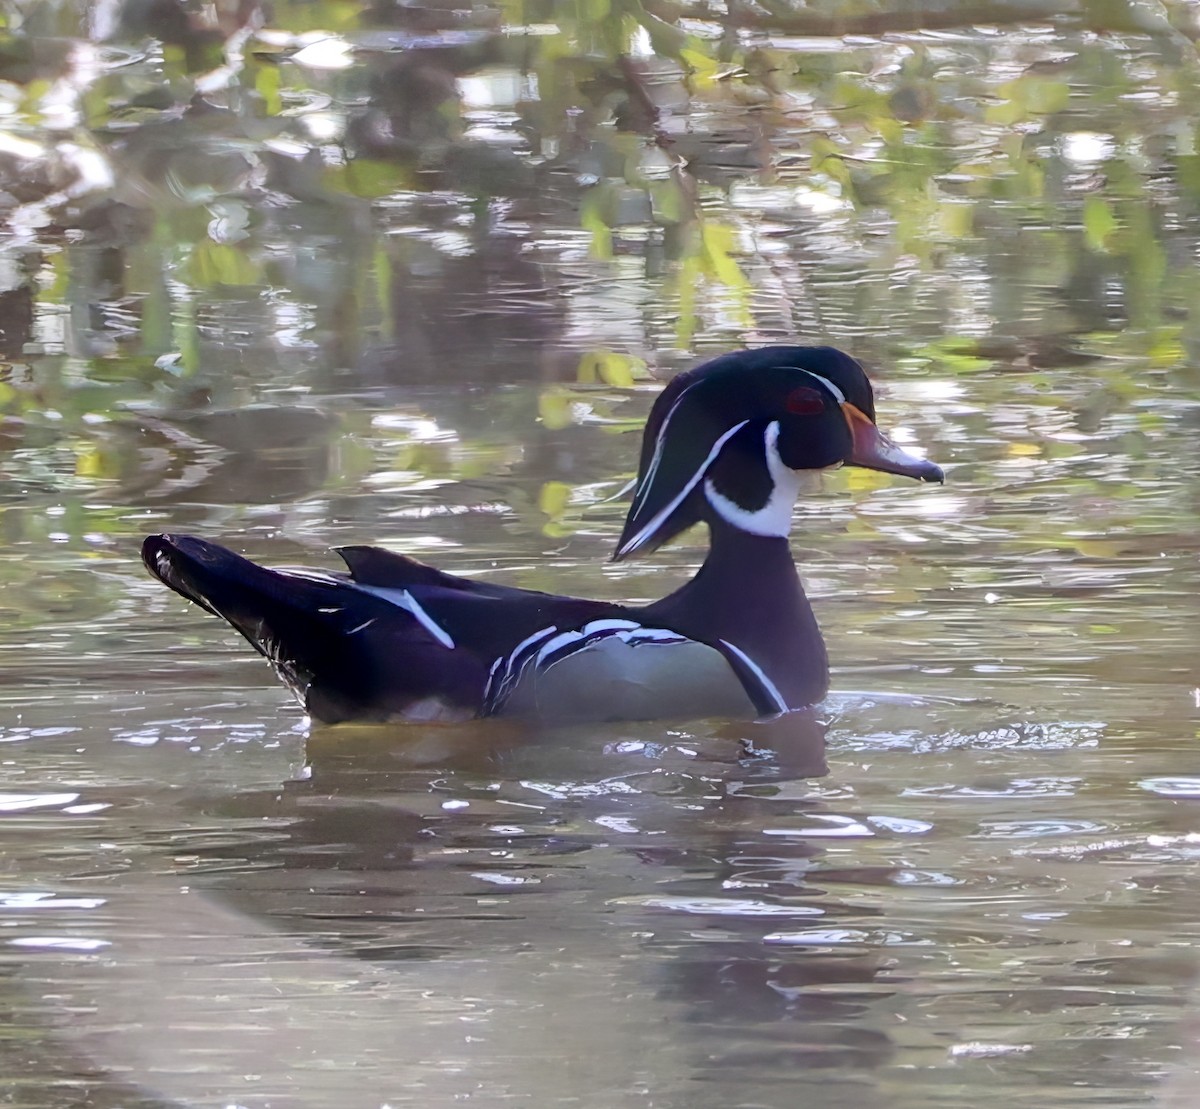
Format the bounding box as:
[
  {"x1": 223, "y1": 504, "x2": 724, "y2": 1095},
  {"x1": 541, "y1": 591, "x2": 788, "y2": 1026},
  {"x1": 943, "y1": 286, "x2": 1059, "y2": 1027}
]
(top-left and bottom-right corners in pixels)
[{"x1": 647, "y1": 516, "x2": 829, "y2": 713}]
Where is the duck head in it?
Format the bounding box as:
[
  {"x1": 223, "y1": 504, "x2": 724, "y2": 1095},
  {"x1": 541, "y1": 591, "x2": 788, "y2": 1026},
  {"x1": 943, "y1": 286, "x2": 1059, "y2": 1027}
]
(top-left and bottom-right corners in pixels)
[{"x1": 614, "y1": 346, "x2": 943, "y2": 560}]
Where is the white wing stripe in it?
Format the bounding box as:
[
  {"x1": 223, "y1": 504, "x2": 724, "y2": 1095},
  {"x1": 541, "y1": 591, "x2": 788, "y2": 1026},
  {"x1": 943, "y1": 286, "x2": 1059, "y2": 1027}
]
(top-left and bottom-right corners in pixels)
[
  {"x1": 404, "y1": 593, "x2": 455, "y2": 649},
  {"x1": 357, "y1": 585, "x2": 456, "y2": 649}
]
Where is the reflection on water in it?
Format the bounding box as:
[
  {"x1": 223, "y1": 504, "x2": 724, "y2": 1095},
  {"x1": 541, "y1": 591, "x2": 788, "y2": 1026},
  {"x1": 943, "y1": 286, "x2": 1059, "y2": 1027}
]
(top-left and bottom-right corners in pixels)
[
  {"x1": 4, "y1": 685, "x2": 1200, "y2": 1107},
  {"x1": 3, "y1": 0, "x2": 1200, "y2": 1106}
]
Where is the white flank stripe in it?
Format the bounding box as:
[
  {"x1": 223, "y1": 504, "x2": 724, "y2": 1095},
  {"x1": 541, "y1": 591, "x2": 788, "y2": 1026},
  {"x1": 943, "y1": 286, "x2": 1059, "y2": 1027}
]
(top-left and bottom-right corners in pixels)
[
  {"x1": 618, "y1": 418, "x2": 751, "y2": 558},
  {"x1": 534, "y1": 629, "x2": 586, "y2": 666},
  {"x1": 489, "y1": 625, "x2": 559, "y2": 708},
  {"x1": 620, "y1": 628, "x2": 687, "y2": 644},
  {"x1": 482, "y1": 655, "x2": 505, "y2": 703},
  {"x1": 505, "y1": 625, "x2": 557, "y2": 668},
  {"x1": 579, "y1": 618, "x2": 642, "y2": 635},
  {"x1": 534, "y1": 624, "x2": 688, "y2": 684},
  {"x1": 358, "y1": 585, "x2": 455, "y2": 649},
  {"x1": 718, "y1": 639, "x2": 788, "y2": 715}
]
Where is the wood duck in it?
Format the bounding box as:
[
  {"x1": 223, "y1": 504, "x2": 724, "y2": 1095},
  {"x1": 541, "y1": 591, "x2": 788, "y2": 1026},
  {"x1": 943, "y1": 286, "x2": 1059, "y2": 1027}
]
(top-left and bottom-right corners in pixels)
[{"x1": 143, "y1": 346, "x2": 943, "y2": 725}]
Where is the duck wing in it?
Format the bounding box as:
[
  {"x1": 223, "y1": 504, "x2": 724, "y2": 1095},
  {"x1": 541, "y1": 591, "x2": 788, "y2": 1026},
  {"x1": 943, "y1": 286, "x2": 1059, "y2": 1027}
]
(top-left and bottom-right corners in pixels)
[
  {"x1": 144, "y1": 534, "x2": 497, "y2": 723},
  {"x1": 144, "y1": 536, "x2": 761, "y2": 725},
  {"x1": 335, "y1": 544, "x2": 530, "y2": 600},
  {"x1": 144, "y1": 535, "x2": 624, "y2": 724}
]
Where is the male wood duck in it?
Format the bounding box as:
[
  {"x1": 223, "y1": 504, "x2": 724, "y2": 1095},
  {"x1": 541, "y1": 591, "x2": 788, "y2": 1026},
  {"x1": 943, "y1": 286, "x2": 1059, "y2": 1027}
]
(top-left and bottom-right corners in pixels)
[{"x1": 143, "y1": 346, "x2": 942, "y2": 725}]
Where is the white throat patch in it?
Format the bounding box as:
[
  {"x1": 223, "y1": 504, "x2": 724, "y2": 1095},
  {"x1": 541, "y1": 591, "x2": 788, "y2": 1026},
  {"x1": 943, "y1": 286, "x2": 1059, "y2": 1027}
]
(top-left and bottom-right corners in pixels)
[{"x1": 703, "y1": 421, "x2": 803, "y2": 538}]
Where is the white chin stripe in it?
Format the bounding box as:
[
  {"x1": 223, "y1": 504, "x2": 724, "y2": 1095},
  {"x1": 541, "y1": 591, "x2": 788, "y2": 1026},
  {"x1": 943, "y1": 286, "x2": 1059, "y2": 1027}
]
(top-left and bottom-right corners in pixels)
[{"x1": 703, "y1": 421, "x2": 802, "y2": 538}]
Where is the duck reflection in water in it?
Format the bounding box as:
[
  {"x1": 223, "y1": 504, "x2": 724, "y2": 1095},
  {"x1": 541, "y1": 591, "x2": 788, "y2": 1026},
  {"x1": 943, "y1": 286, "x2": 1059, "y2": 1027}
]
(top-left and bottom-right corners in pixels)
[
  {"x1": 58, "y1": 733, "x2": 897, "y2": 1105},
  {"x1": 302, "y1": 701, "x2": 828, "y2": 776},
  {"x1": 148, "y1": 703, "x2": 895, "y2": 1103}
]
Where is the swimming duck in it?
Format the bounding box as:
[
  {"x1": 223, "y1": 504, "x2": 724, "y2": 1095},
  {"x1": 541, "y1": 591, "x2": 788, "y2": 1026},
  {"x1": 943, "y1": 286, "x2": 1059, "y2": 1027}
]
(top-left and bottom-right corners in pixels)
[{"x1": 142, "y1": 346, "x2": 942, "y2": 725}]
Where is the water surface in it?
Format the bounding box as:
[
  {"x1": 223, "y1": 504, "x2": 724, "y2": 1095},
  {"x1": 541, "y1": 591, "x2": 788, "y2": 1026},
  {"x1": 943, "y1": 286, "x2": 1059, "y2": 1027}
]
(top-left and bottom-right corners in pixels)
[{"x1": 2, "y1": 3, "x2": 1200, "y2": 1106}]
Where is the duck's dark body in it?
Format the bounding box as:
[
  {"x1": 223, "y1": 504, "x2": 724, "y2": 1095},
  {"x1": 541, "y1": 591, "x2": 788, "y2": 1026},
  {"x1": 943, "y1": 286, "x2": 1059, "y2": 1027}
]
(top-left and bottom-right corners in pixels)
[
  {"x1": 143, "y1": 346, "x2": 941, "y2": 725},
  {"x1": 142, "y1": 517, "x2": 816, "y2": 723}
]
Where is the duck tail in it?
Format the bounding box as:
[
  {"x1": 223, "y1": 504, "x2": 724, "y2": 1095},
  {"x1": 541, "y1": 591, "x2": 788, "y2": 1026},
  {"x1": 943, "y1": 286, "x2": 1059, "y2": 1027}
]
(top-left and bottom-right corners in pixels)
[{"x1": 141, "y1": 534, "x2": 478, "y2": 723}]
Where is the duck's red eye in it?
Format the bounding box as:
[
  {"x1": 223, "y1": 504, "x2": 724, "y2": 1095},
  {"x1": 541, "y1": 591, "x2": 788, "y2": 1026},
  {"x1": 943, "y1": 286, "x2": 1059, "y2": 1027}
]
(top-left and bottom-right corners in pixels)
[{"x1": 786, "y1": 387, "x2": 826, "y2": 416}]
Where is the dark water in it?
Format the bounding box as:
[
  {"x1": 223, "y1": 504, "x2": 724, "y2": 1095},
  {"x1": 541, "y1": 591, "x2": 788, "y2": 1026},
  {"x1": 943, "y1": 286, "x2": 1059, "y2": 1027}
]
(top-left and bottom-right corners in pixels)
[{"x1": 3, "y1": 4, "x2": 1200, "y2": 1107}]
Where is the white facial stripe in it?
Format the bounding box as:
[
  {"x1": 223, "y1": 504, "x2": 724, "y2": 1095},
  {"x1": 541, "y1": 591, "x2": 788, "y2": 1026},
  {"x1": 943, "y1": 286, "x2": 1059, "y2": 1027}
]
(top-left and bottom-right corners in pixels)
[
  {"x1": 357, "y1": 585, "x2": 455, "y2": 649},
  {"x1": 294, "y1": 572, "x2": 454, "y2": 644},
  {"x1": 630, "y1": 378, "x2": 702, "y2": 514},
  {"x1": 718, "y1": 638, "x2": 788, "y2": 715},
  {"x1": 624, "y1": 366, "x2": 849, "y2": 553},
  {"x1": 618, "y1": 418, "x2": 751, "y2": 558},
  {"x1": 703, "y1": 421, "x2": 802, "y2": 538},
  {"x1": 798, "y1": 370, "x2": 845, "y2": 405}
]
